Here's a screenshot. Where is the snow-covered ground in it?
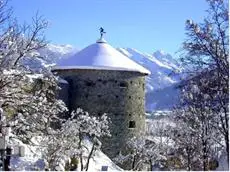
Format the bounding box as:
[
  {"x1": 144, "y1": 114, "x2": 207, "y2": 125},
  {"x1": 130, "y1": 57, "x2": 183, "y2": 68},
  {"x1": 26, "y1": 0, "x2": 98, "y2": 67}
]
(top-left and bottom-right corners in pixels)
[
  {"x1": 9, "y1": 137, "x2": 122, "y2": 171},
  {"x1": 80, "y1": 140, "x2": 122, "y2": 171},
  {"x1": 215, "y1": 153, "x2": 229, "y2": 171},
  {"x1": 9, "y1": 137, "x2": 43, "y2": 171}
]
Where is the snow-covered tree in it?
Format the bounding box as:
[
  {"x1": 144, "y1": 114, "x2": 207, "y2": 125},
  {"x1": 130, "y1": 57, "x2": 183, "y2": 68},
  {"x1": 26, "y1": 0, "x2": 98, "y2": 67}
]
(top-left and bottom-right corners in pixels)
[
  {"x1": 0, "y1": 70, "x2": 110, "y2": 171},
  {"x1": 0, "y1": 1, "x2": 111, "y2": 171},
  {"x1": 175, "y1": 0, "x2": 229, "y2": 170},
  {"x1": 0, "y1": 1, "x2": 71, "y2": 170},
  {"x1": 170, "y1": 110, "x2": 215, "y2": 171},
  {"x1": 34, "y1": 108, "x2": 111, "y2": 171},
  {"x1": 113, "y1": 136, "x2": 146, "y2": 170},
  {"x1": 0, "y1": 1, "x2": 48, "y2": 68},
  {"x1": 172, "y1": 80, "x2": 225, "y2": 170},
  {"x1": 72, "y1": 108, "x2": 111, "y2": 171},
  {"x1": 0, "y1": 69, "x2": 67, "y2": 138},
  {"x1": 114, "y1": 134, "x2": 169, "y2": 171},
  {"x1": 146, "y1": 117, "x2": 176, "y2": 170}
]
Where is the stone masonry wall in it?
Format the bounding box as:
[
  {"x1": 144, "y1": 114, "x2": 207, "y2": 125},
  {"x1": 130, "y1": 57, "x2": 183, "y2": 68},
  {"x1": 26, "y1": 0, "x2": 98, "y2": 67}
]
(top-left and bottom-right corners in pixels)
[{"x1": 53, "y1": 68, "x2": 146, "y2": 162}]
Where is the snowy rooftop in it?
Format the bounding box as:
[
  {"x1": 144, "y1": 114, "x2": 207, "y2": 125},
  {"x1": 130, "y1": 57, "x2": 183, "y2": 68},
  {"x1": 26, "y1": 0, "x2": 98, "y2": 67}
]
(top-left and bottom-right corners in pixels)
[{"x1": 53, "y1": 38, "x2": 150, "y2": 75}]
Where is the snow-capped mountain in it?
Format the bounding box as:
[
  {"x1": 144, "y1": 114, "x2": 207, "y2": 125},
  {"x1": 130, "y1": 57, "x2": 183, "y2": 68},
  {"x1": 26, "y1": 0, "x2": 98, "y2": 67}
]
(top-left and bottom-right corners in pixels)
[
  {"x1": 22, "y1": 44, "x2": 181, "y2": 111},
  {"x1": 21, "y1": 44, "x2": 77, "y2": 71},
  {"x1": 153, "y1": 50, "x2": 181, "y2": 71},
  {"x1": 117, "y1": 48, "x2": 182, "y2": 111},
  {"x1": 117, "y1": 48, "x2": 182, "y2": 92}
]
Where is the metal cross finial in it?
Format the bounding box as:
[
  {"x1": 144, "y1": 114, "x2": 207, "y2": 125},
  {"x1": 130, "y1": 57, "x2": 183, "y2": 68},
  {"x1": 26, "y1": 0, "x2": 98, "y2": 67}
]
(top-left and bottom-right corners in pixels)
[{"x1": 99, "y1": 27, "x2": 106, "y2": 39}]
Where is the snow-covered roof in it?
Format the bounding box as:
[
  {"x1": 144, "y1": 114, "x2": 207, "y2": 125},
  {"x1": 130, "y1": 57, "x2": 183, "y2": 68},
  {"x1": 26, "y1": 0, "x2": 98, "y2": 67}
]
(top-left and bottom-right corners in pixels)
[{"x1": 53, "y1": 38, "x2": 150, "y2": 75}]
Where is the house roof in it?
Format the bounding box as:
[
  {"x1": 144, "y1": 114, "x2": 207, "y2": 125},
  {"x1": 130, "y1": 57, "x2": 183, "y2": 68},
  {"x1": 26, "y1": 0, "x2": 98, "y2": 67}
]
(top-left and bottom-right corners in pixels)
[{"x1": 53, "y1": 38, "x2": 150, "y2": 75}]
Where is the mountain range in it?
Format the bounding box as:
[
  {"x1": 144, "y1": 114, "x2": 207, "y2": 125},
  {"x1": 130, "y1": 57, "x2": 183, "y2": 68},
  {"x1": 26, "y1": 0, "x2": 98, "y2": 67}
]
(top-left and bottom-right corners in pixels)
[
  {"x1": 117, "y1": 48, "x2": 181, "y2": 111},
  {"x1": 21, "y1": 44, "x2": 182, "y2": 111}
]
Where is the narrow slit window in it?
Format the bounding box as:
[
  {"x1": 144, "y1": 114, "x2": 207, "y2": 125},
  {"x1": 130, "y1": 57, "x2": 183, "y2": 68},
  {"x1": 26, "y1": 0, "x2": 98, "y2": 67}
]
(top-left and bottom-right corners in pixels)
[
  {"x1": 119, "y1": 81, "x2": 128, "y2": 88},
  {"x1": 129, "y1": 121, "x2": 136, "y2": 128},
  {"x1": 85, "y1": 81, "x2": 95, "y2": 87}
]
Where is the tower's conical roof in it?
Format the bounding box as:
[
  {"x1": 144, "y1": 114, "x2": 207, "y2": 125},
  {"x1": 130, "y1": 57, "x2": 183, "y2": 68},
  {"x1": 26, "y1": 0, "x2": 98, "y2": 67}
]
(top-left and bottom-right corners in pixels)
[{"x1": 53, "y1": 38, "x2": 150, "y2": 75}]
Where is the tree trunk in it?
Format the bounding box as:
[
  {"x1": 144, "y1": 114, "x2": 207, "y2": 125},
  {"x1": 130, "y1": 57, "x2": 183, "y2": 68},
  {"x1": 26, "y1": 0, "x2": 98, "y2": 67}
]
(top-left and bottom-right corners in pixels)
[
  {"x1": 132, "y1": 155, "x2": 136, "y2": 170},
  {"x1": 80, "y1": 155, "x2": 83, "y2": 171},
  {"x1": 78, "y1": 132, "x2": 84, "y2": 171},
  {"x1": 150, "y1": 159, "x2": 153, "y2": 171},
  {"x1": 224, "y1": 108, "x2": 229, "y2": 168},
  {"x1": 225, "y1": 134, "x2": 229, "y2": 169},
  {"x1": 187, "y1": 149, "x2": 191, "y2": 171},
  {"x1": 13, "y1": 53, "x2": 23, "y2": 66},
  {"x1": 85, "y1": 143, "x2": 95, "y2": 171},
  {"x1": 202, "y1": 145, "x2": 207, "y2": 171}
]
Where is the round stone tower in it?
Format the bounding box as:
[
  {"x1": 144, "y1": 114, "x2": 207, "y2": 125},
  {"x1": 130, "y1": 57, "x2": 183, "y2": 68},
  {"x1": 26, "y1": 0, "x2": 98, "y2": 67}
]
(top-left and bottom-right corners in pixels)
[{"x1": 52, "y1": 37, "x2": 150, "y2": 161}]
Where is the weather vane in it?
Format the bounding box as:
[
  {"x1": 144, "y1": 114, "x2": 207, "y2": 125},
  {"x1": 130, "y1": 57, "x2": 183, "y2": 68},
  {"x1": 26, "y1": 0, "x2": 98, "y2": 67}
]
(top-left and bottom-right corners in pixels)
[{"x1": 99, "y1": 27, "x2": 106, "y2": 39}]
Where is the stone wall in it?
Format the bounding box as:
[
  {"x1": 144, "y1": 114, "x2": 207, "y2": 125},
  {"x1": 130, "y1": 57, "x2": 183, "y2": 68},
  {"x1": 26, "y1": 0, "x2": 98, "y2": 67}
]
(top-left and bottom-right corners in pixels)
[
  {"x1": 57, "y1": 79, "x2": 69, "y2": 107},
  {"x1": 53, "y1": 68, "x2": 146, "y2": 163}
]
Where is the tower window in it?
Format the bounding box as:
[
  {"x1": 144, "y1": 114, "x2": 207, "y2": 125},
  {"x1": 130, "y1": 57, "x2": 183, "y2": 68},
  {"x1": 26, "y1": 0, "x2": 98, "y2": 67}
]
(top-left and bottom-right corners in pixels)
[
  {"x1": 129, "y1": 121, "x2": 136, "y2": 128},
  {"x1": 85, "y1": 81, "x2": 95, "y2": 87},
  {"x1": 115, "y1": 95, "x2": 119, "y2": 98},
  {"x1": 119, "y1": 81, "x2": 128, "y2": 88},
  {"x1": 97, "y1": 95, "x2": 102, "y2": 98}
]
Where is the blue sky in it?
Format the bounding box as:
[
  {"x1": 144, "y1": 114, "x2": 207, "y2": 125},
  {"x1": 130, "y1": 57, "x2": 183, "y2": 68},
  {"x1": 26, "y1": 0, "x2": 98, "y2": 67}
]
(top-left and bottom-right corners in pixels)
[{"x1": 9, "y1": 0, "x2": 208, "y2": 55}]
